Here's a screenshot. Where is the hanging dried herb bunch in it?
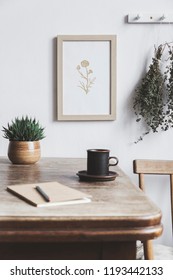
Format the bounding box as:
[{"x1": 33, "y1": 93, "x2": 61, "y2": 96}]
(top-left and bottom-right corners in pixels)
[
  {"x1": 133, "y1": 42, "x2": 173, "y2": 143},
  {"x1": 164, "y1": 44, "x2": 173, "y2": 129}
]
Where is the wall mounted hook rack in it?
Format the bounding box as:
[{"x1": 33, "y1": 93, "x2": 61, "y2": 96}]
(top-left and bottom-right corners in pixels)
[{"x1": 128, "y1": 13, "x2": 173, "y2": 24}]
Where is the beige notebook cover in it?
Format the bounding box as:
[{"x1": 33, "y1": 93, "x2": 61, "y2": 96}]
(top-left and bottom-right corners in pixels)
[{"x1": 7, "y1": 181, "x2": 92, "y2": 207}]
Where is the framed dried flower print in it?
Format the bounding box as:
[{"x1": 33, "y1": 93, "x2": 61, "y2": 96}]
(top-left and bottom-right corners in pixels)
[{"x1": 57, "y1": 35, "x2": 117, "y2": 121}]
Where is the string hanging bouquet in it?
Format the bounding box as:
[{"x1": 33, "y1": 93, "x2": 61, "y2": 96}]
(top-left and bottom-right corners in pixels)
[{"x1": 133, "y1": 42, "x2": 173, "y2": 143}]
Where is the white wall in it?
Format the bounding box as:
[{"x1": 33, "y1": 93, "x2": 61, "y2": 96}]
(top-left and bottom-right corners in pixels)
[{"x1": 0, "y1": 0, "x2": 173, "y2": 246}]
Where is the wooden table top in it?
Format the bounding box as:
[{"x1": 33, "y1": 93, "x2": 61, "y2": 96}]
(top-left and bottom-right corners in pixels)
[{"x1": 0, "y1": 157, "x2": 162, "y2": 242}]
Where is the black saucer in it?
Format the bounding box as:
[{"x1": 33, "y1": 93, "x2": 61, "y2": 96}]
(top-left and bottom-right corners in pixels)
[{"x1": 76, "y1": 170, "x2": 118, "y2": 182}]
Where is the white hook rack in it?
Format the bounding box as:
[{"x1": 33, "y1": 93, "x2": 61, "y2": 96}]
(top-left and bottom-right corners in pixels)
[{"x1": 128, "y1": 13, "x2": 173, "y2": 23}]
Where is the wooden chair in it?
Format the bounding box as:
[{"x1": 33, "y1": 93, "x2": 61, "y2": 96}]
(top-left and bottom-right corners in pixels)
[{"x1": 133, "y1": 159, "x2": 173, "y2": 260}]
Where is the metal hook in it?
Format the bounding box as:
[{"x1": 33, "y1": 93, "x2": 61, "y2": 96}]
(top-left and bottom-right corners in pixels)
[
  {"x1": 160, "y1": 14, "x2": 166, "y2": 21},
  {"x1": 135, "y1": 14, "x2": 140, "y2": 20}
]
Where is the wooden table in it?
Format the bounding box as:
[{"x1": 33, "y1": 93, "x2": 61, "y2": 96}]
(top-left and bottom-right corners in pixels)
[{"x1": 0, "y1": 157, "x2": 162, "y2": 260}]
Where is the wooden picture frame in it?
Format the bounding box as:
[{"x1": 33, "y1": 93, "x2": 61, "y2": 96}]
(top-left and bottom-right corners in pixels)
[{"x1": 57, "y1": 35, "x2": 117, "y2": 121}]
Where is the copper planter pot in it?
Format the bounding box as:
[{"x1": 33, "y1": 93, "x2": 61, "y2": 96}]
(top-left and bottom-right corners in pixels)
[{"x1": 8, "y1": 141, "x2": 41, "y2": 164}]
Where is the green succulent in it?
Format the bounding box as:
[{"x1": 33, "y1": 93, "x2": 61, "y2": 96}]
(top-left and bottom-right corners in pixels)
[{"x1": 2, "y1": 116, "x2": 45, "y2": 141}]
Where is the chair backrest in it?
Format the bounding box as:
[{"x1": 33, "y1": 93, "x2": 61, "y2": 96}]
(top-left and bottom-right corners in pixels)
[{"x1": 133, "y1": 159, "x2": 173, "y2": 238}]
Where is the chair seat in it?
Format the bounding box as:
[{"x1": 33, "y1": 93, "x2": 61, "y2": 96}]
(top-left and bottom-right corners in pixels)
[{"x1": 153, "y1": 244, "x2": 173, "y2": 260}]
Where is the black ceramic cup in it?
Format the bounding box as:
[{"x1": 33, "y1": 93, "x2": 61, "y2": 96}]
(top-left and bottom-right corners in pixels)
[{"x1": 87, "y1": 149, "x2": 119, "y2": 176}]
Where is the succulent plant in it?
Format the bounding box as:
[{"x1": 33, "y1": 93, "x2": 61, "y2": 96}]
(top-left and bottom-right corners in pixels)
[{"x1": 2, "y1": 116, "x2": 45, "y2": 141}]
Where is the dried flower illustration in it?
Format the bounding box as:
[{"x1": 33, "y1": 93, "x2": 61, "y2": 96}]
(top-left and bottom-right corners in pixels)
[{"x1": 76, "y1": 60, "x2": 96, "y2": 94}]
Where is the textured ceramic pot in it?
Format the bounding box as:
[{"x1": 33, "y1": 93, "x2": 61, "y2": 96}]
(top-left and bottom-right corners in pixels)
[{"x1": 8, "y1": 141, "x2": 41, "y2": 164}]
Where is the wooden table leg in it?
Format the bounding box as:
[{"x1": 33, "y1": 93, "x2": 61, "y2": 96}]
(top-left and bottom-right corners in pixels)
[{"x1": 143, "y1": 240, "x2": 154, "y2": 260}]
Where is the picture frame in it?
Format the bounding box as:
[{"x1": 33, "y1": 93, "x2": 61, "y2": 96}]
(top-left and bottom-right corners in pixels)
[{"x1": 57, "y1": 35, "x2": 117, "y2": 121}]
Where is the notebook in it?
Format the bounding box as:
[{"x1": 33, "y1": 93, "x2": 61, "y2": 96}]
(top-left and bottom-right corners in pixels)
[{"x1": 7, "y1": 181, "x2": 92, "y2": 207}]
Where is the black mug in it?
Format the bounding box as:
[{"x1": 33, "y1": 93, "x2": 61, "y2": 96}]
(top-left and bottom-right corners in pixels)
[{"x1": 87, "y1": 149, "x2": 119, "y2": 176}]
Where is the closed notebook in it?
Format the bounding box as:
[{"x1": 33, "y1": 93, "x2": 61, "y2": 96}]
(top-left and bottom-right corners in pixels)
[{"x1": 7, "y1": 181, "x2": 92, "y2": 207}]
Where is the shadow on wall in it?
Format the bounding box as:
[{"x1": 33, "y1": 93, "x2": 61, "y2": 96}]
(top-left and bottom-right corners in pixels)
[
  {"x1": 52, "y1": 37, "x2": 57, "y2": 122},
  {"x1": 122, "y1": 57, "x2": 149, "y2": 143}
]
